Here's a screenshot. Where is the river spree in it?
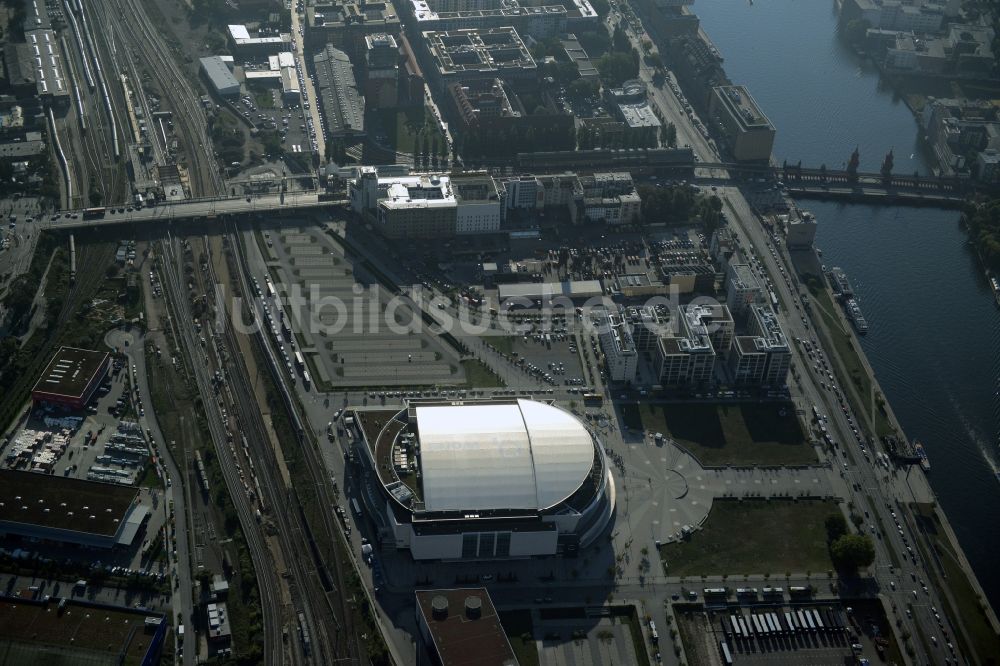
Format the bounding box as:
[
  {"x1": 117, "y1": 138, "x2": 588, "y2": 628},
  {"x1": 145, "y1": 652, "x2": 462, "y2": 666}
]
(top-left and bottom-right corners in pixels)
[{"x1": 696, "y1": 0, "x2": 1000, "y2": 609}]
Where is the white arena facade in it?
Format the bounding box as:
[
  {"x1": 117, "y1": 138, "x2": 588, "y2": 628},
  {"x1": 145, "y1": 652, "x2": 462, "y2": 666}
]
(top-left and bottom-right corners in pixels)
[{"x1": 349, "y1": 399, "x2": 616, "y2": 560}]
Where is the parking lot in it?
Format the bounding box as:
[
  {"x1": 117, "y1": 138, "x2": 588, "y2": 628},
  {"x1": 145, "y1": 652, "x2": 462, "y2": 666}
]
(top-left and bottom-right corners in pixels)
[
  {"x1": 2, "y1": 355, "x2": 155, "y2": 485},
  {"x1": 676, "y1": 604, "x2": 866, "y2": 666},
  {"x1": 232, "y1": 82, "x2": 315, "y2": 157},
  {"x1": 253, "y1": 226, "x2": 466, "y2": 388},
  {"x1": 535, "y1": 614, "x2": 642, "y2": 665}
]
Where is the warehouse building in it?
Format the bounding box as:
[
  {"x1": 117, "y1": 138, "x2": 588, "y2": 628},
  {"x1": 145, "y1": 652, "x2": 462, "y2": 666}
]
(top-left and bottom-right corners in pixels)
[
  {"x1": 314, "y1": 44, "x2": 366, "y2": 138},
  {"x1": 227, "y1": 24, "x2": 292, "y2": 55},
  {"x1": 199, "y1": 56, "x2": 240, "y2": 97},
  {"x1": 351, "y1": 399, "x2": 614, "y2": 560},
  {"x1": 31, "y1": 347, "x2": 110, "y2": 410},
  {"x1": 415, "y1": 588, "x2": 516, "y2": 666},
  {"x1": 0, "y1": 470, "x2": 148, "y2": 549}
]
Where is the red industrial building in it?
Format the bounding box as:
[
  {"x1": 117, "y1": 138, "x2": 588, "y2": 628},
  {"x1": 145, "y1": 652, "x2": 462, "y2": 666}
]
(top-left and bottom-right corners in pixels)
[{"x1": 31, "y1": 347, "x2": 110, "y2": 409}]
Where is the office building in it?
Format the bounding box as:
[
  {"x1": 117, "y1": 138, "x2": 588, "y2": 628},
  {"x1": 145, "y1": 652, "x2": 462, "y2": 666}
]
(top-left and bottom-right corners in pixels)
[
  {"x1": 562, "y1": 33, "x2": 599, "y2": 81},
  {"x1": 598, "y1": 309, "x2": 638, "y2": 383},
  {"x1": 350, "y1": 168, "x2": 502, "y2": 237},
  {"x1": 306, "y1": 1, "x2": 401, "y2": 58},
  {"x1": 422, "y1": 27, "x2": 536, "y2": 92},
  {"x1": 406, "y1": 0, "x2": 597, "y2": 38},
  {"x1": 725, "y1": 263, "x2": 765, "y2": 317},
  {"x1": 453, "y1": 176, "x2": 503, "y2": 234},
  {"x1": 624, "y1": 304, "x2": 670, "y2": 351},
  {"x1": 654, "y1": 304, "x2": 733, "y2": 386},
  {"x1": 577, "y1": 171, "x2": 642, "y2": 225},
  {"x1": 604, "y1": 80, "x2": 661, "y2": 147},
  {"x1": 784, "y1": 209, "x2": 818, "y2": 249},
  {"x1": 708, "y1": 85, "x2": 775, "y2": 162},
  {"x1": 364, "y1": 34, "x2": 399, "y2": 108},
  {"x1": 730, "y1": 304, "x2": 790, "y2": 386}
]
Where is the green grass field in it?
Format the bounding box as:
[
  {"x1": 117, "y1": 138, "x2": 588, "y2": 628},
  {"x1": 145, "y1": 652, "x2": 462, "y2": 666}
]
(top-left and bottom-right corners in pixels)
[
  {"x1": 634, "y1": 402, "x2": 815, "y2": 466},
  {"x1": 660, "y1": 499, "x2": 836, "y2": 577},
  {"x1": 499, "y1": 609, "x2": 539, "y2": 666},
  {"x1": 369, "y1": 107, "x2": 446, "y2": 155},
  {"x1": 911, "y1": 503, "x2": 1000, "y2": 663},
  {"x1": 462, "y1": 359, "x2": 505, "y2": 388}
]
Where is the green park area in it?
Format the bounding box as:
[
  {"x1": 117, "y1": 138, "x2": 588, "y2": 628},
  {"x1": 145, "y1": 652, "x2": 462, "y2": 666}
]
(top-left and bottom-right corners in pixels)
[
  {"x1": 625, "y1": 401, "x2": 815, "y2": 466},
  {"x1": 660, "y1": 499, "x2": 836, "y2": 577}
]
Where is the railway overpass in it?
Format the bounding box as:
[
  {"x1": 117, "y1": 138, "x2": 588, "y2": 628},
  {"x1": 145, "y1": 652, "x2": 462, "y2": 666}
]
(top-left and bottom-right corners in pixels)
[{"x1": 42, "y1": 191, "x2": 347, "y2": 231}]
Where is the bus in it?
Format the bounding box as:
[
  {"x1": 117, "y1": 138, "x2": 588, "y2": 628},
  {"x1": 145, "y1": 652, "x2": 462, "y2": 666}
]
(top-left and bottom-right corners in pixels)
[
  {"x1": 582, "y1": 392, "x2": 603, "y2": 406},
  {"x1": 82, "y1": 207, "x2": 106, "y2": 219},
  {"x1": 266, "y1": 281, "x2": 276, "y2": 299},
  {"x1": 785, "y1": 612, "x2": 797, "y2": 632},
  {"x1": 789, "y1": 585, "x2": 811, "y2": 597},
  {"x1": 302, "y1": 370, "x2": 311, "y2": 388},
  {"x1": 797, "y1": 610, "x2": 809, "y2": 630},
  {"x1": 294, "y1": 350, "x2": 305, "y2": 370},
  {"x1": 729, "y1": 616, "x2": 741, "y2": 639},
  {"x1": 812, "y1": 609, "x2": 824, "y2": 630},
  {"x1": 351, "y1": 498, "x2": 362, "y2": 516},
  {"x1": 720, "y1": 641, "x2": 733, "y2": 666},
  {"x1": 703, "y1": 588, "x2": 728, "y2": 598}
]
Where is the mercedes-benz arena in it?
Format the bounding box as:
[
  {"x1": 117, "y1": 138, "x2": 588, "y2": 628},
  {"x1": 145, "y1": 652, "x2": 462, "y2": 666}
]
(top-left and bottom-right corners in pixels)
[{"x1": 350, "y1": 399, "x2": 615, "y2": 560}]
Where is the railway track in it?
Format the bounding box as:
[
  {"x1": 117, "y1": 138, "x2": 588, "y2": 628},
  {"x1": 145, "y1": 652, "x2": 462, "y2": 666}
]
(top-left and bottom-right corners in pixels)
[
  {"x1": 158, "y1": 234, "x2": 283, "y2": 664},
  {"x1": 228, "y1": 222, "x2": 371, "y2": 664},
  {"x1": 205, "y1": 231, "x2": 350, "y2": 664},
  {"x1": 102, "y1": 0, "x2": 225, "y2": 197},
  {"x1": 60, "y1": 0, "x2": 131, "y2": 204}
]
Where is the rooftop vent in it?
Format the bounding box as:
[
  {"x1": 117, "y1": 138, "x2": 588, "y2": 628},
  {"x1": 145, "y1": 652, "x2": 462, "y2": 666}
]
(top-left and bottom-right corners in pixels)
[
  {"x1": 464, "y1": 595, "x2": 482, "y2": 619},
  {"x1": 431, "y1": 595, "x2": 449, "y2": 620}
]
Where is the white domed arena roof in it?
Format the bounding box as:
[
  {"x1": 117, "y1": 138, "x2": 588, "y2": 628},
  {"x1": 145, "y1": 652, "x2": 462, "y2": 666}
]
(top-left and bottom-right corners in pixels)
[{"x1": 414, "y1": 399, "x2": 595, "y2": 512}]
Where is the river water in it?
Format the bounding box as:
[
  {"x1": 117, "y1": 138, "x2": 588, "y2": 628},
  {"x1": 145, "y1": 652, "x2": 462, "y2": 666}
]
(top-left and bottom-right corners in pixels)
[{"x1": 694, "y1": 0, "x2": 1000, "y2": 610}]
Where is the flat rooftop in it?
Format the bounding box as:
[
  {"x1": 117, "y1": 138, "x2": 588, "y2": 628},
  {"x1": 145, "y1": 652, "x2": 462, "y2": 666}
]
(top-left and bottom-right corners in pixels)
[
  {"x1": 31, "y1": 347, "x2": 109, "y2": 401},
  {"x1": 0, "y1": 598, "x2": 162, "y2": 665},
  {"x1": 415, "y1": 588, "x2": 516, "y2": 666},
  {"x1": 423, "y1": 27, "x2": 535, "y2": 75},
  {"x1": 0, "y1": 470, "x2": 138, "y2": 538},
  {"x1": 619, "y1": 102, "x2": 661, "y2": 128},
  {"x1": 714, "y1": 85, "x2": 773, "y2": 131}
]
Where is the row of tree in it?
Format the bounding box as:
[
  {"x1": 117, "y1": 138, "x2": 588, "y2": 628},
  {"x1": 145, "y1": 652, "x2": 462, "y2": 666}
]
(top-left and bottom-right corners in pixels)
[
  {"x1": 460, "y1": 122, "x2": 576, "y2": 161},
  {"x1": 963, "y1": 197, "x2": 1000, "y2": 272},
  {"x1": 825, "y1": 512, "x2": 876, "y2": 571},
  {"x1": 636, "y1": 184, "x2": 723, "y2": 230}
]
